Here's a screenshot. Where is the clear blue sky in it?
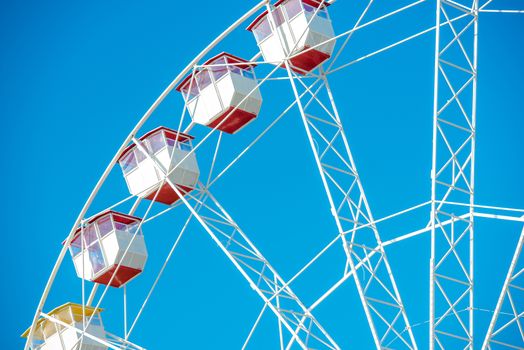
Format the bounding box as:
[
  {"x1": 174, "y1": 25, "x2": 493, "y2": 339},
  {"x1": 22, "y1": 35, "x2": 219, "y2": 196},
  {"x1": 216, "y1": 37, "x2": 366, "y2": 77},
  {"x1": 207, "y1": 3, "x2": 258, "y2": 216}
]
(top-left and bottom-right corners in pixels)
[{"x1": 1, "y1": 0, "x2": 523, "y2": 348}]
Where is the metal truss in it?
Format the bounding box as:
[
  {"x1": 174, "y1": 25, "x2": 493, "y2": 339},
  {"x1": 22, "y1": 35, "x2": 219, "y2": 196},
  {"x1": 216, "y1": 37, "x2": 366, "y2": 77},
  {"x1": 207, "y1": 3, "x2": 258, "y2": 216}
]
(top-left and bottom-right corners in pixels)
[
  {"x1": 482, "y1": 224, "x2": 524, "y2": 349},
  {"x1": 282, "y1": 62, "x2": 417, "y2": 348},
  {"x1": 429, "y1": 1, "x2": 478, "y2": 348},
  {"x1": 134, "y1": 139, "x2": 340, "y2": 350},
  {"x1": 186, "y1": 187, "x2": 339, "y2": 350}
]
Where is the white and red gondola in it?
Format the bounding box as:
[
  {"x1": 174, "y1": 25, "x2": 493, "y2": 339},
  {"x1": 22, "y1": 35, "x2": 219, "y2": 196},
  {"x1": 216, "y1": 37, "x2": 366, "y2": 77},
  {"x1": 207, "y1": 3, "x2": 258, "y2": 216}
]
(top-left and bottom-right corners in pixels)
[
  {"x1": 67, "y1": 210, "x2": 147, "y2": 288},
  {"x1": 176, "y1": 52, "x2": 262, "y2": 134},
  {"x1": 247, "y1": 0, "x2": 335, "y2": 73},
  {"x1": 118, "y1": 126, "x2": 200, "y2": 205}
]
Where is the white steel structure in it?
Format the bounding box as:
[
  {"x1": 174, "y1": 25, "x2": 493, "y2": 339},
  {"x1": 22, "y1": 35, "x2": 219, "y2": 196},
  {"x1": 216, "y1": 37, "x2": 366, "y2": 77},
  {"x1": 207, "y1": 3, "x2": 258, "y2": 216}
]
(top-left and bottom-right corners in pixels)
[{"x1": 24, "y1": 0, "x2": 523, "y2": 349}]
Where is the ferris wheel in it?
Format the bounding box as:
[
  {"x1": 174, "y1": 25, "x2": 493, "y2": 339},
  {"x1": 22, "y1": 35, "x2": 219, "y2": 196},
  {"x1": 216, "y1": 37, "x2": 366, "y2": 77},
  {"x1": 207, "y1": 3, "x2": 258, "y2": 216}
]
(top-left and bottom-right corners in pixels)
[{"x1": 22, "y1": 0, "x2": 524, "y2": 349}]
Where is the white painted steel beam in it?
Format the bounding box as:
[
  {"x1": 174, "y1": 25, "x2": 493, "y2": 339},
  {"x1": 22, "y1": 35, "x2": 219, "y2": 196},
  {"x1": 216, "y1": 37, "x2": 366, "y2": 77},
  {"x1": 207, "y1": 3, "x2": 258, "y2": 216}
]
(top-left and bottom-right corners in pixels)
[
  {"x1": 132, "y1": 139, "x2": 340, "y2": 349},
  {"x1": 429, "y1": 1, "x2": 478, "y2": 348},
  {"x1": 282, "y1": 59, "x2": 417, "y2": 348},
  {"x1": 482, "y1": 224, "x2": 524, "y2": 349}
]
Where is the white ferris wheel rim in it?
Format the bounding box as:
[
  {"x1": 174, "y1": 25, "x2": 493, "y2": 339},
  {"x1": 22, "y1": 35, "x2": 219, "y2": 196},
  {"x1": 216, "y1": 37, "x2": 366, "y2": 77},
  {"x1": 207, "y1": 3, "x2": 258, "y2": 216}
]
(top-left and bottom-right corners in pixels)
[
  {"x1": 24, "y1": 1, "x2": 270, "y2": 348},
  {"x1": 24, "y1": 0, "x2": 524, "y2": 349}
]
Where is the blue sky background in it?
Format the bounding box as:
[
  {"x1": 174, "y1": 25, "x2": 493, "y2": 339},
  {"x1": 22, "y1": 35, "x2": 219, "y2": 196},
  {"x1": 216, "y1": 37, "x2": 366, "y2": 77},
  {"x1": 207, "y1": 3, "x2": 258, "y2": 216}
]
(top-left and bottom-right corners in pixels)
[{"x1": 1, "y1": 0, "x2": 523, "y2": 348}]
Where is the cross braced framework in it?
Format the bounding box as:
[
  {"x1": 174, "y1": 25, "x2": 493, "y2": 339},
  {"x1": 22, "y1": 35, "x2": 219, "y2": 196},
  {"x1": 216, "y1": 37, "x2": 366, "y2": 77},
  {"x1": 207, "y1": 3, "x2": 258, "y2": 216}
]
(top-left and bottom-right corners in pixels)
[
  {"x1": 282, "y1": 62, "x2": 417, "y2": 349},
  {"x1": 131, "y1": 138, "x2": 340, "y2": 350},
  {"x1": 429, "y1": 1, "x2": 478, "y2": 349},
  {"x1": 483, "y1": 224, "x2": 524, "y2": 350},
  {"x1": 172, "y1": 186, "x2": 341, "y2": 350}
]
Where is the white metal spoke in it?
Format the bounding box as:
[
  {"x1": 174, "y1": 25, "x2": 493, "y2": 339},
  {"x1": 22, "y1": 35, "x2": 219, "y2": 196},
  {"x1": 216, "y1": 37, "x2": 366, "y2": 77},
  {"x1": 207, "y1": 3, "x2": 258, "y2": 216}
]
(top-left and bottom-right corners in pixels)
[
  {"x1": 135, "y1": 142, "x2": 339, "y2": 349},
  {"x1": 482, "y1": 224, "x2": 524, "y2": 349},
  {"x1": 329, "y1": 10, "x2": 472, "y2": 75},
  {"x1": 124, "y1": 195, "x2": 205, "y2": 340},
  {"x1": 40, "y1": 313, "x2": 144, "y2": 350}
]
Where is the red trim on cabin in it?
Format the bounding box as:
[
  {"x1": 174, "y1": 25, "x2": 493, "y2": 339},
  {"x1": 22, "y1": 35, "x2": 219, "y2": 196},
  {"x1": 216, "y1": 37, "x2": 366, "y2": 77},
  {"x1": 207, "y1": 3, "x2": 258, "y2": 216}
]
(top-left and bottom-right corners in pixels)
[
  {"x1": 140, "y1": 126, "x2": 194, "y2": 142},
  {"x1": 145, "y1": 183, "x2": 194, "y2": 205},
  {"x1": 175, "y1": 75, "x2": 192, "y2": 93},
  {"x1": 176, "y1": 52, "x2": 256, "y2": 92},
  {"x1": 246, "y1": 10, "x2": 269, "y2": 32},
  {"x1": 274, "y1": 0, "x2": 332, "y2": 7},
  {"x1": 85, "y1": 210, "x2": 142, "y2": 225},
  {"x1": 92, "y1": 265, "x2": 143, "y2": 288},
  {"x1": 112, "y1": 213, "x2": 139, "y2": 225},
  {"x1": 203, "y1": 52, "x2": 256, "y2": 69},
  {"x1": 118, "y1": 126, "x2": 194, "y2": 162},
  {"x1": 284, "y1": 46, "x2": 331, "y2": 74},
  {"x1": 65, "y1": 210, "x2": 143, "y2": 245},
  {"x1": 207, "y1": 107, "x2": 258, "y2": 134},
  {"x1": 246, "y1": 0, "x2": 332, "y2": 31},
  {"x1": 119, "y1": 144, "x2": 137, "y2": 162}
]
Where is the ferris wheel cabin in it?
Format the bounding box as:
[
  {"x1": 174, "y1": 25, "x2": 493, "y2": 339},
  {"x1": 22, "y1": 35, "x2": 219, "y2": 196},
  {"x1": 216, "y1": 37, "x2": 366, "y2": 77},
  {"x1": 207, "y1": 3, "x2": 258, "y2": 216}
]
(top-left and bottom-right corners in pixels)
[
  {"x1": 176, "y1": 52, "x2": 262, "y2": 134},
  {"x1": 22, "y1": 303, "x2": 107, "y2": 350},
  {"x1": 67, "y1": 211, "x2": 147, "y2": 288},
  {"x1": 118, "y1": 126, "x2": 200, "y2": 205},
  {"x1": 247, "y1": 0, "x2": 335, "y2": 73}
]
